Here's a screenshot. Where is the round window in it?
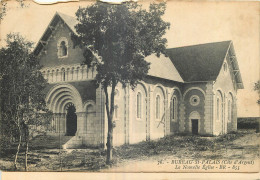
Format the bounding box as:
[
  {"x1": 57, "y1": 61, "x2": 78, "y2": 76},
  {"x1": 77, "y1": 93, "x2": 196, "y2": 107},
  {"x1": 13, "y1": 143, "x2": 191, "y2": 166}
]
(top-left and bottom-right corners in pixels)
[{"x1": 190, "y1": 95, "x2": 200, "y2": 106}]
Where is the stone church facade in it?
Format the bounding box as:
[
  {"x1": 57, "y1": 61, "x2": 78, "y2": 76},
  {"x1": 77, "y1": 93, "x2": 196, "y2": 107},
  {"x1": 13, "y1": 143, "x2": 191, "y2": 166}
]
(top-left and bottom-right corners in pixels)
[{"x1": 34, "y1": 12, "x2": 244, "y2": 148}]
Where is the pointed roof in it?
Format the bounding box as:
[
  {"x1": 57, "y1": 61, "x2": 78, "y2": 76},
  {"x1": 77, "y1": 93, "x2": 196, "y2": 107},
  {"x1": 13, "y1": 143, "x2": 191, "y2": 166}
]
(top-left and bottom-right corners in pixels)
[
  {"x1": 146, "y1": 54, "x2": 184, "y2": 83},
  {"x1": 166, "y1": 41, "x2": 231, "y2": 82},
  {"x1": 166, "y1": 41, "x2": 243, "y2": 88},
  {"x1": 33, "y1": 12, "x2": 78, "y2": 55},
  {"x1": 57, "y1": 12, "x2": 78, "y2": 34}
]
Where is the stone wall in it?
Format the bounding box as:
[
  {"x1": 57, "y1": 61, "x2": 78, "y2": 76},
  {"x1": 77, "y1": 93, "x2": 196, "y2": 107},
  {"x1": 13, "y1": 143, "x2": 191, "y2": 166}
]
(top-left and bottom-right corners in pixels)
[
  {"x1": 213, "y1": 54, "x2": 237, "y2": 135},
  {"x1": 39, "y1": 21, "x2": 85, "y2": 67},
  {"x1": 183, "y1": 87, "x2": 205, "y2": 134}
]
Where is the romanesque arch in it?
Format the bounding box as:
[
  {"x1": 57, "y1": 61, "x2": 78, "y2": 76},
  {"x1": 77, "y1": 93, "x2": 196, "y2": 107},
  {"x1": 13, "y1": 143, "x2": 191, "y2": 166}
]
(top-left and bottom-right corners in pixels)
[
  {"x1": 183, "y1": 87, "x2": 205, "y2": 100},
  {"x1": 169, "y1": 87, "x2": 182, "y2": 133},
  {"x1": 215, "y1": 89, "x2": 224, "y2": 135},
  {"x1": 151, "y1": 84, "x2": 166, "y2": 140},
  {"x1": 46, "y1": 83, "x2": 84, "y2": 135},
  {"x1": 46, "y1": 83, "x2": 83, "y2": 113},
  {"x1": 130, "y1": 82, "x2": 148, "y2": 144}
]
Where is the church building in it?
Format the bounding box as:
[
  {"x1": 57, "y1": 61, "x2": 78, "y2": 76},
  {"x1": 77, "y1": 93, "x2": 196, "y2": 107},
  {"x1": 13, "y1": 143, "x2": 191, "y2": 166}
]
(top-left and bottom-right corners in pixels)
[{"x1": 34, "y1": 12, "x2": 244, "y2": 148}]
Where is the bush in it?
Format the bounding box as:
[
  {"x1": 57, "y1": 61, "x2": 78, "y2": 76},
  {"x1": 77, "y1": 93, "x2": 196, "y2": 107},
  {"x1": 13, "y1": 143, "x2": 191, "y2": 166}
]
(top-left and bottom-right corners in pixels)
[{"x1": 237, "y1": 117, "x2": 260, "y2": 130}]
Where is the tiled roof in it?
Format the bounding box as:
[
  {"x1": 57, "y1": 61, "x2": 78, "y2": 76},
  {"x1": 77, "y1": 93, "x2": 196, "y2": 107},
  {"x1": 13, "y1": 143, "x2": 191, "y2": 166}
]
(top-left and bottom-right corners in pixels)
[
  {"x1": 57, "y1": 12, "x2": 78, "y2": 34},
  {"x1": 166, "y1": 41, "x2": 231, "y2": 82},
  {"x1": 146, "y1": 54, "x2": 184, "y2": 82}
]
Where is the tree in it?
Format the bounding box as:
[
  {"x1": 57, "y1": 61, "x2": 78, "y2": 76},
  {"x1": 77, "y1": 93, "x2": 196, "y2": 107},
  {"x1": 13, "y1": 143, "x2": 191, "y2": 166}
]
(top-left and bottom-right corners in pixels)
[
  {"x1": 0, "y1": 0, "x2": 25, "y2": 20},
  {"x1": 72, "y1": 2, "x2": 170, "y2": 164},
  {"x1": 254, "y1": 80, "x2": 260, "y2": 105},
  {"x1": 0, "y1": 33, "x2": 51, "y2": 171}
]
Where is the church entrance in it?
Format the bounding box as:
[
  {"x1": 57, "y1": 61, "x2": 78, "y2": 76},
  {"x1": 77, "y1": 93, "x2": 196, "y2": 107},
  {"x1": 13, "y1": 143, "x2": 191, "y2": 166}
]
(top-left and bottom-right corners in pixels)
[
  {"x1": 66, "y1": 103, "x2": 77, "y2": 136},
  {"x1": 191, "y1": 119, "x2": 198, "y2": 135}
]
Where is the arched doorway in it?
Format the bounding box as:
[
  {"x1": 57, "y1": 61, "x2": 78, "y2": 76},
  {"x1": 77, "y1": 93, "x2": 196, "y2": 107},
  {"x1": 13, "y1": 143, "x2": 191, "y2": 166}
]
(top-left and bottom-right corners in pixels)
[
  {"x1": 66, "y1": 103, "x2": 77, "y2": 136},
  {"x1": 189, "y1": 111, "x2": 200, "y2": 135}
]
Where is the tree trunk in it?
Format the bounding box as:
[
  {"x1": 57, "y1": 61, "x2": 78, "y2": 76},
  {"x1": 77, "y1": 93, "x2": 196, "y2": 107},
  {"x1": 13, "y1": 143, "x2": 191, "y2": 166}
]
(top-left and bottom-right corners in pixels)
[
  {"x1": 104, "y1": 81, "x2": 116, "y2": 165},
  {"x1": 106, "y1": 122, "x2": 113, "y2": 164},
  {"x1": 25, "y1": 139, "x2": 28, "y2": 171},
  {"x1": 14, "y1": 128, "x2": 21, "y2": 170},
  {"x1": 24, "y1": 123, "x2": 29, "y2": 172}
]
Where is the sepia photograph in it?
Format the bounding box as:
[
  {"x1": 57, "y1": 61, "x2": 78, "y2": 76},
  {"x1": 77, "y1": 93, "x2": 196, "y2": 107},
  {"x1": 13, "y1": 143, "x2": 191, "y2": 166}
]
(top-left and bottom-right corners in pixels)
[{"x1": 0, "y1": 0, "x2": 259, "y2": 176}]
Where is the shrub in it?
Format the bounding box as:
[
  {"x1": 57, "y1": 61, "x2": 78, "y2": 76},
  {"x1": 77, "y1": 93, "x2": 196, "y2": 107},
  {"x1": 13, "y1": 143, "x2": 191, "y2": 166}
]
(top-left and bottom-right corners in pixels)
[{"x1": 237, "y1": 117, "x2": 260, "y2": 130}]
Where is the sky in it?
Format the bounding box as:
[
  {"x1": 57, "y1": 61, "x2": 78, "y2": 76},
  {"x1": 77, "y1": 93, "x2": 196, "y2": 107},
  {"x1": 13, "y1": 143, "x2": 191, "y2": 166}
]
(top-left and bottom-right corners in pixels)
[{"x1": 1, "y1": 0, "x2": 259, "y2": 117}]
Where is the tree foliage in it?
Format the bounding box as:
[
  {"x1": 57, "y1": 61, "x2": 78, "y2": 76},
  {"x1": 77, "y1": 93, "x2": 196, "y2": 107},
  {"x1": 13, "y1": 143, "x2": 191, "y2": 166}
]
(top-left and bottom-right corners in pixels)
[
  {"x1": 0, "y1": 0, "x2": 26, "y2": 20},
  {"x1": 73, "y1": 2, "x2": 170, "y2": 89},
  {"x1": 0, "y1": 33, "x2": 51, "y2": 170},
  {"x1": 72, "y1": 2, "x2": 170, "y2": 164}
]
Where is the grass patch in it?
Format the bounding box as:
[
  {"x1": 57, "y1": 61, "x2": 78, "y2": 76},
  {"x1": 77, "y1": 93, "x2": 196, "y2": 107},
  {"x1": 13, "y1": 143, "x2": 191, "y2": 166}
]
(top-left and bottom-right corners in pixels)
[
  {"x1": 0, "y1": 129, "x2": 257, "y2": 171},
  {"x1": 113, "y1": 130, "x2": 254, "y2": 163}
]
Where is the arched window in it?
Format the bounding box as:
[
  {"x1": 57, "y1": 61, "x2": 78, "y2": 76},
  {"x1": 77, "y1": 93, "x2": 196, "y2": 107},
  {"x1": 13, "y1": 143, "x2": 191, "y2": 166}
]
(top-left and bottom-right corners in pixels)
[
  {"x1": 156, "y1": 95, "x2": 160, "y2": 119},
  {"x1": 171, "y1": 97, "x2": 177, "y2": 121},
  {"x1": 59, "y1": 41, "x2": 67, "y2": 57},
  {"x1": 76, "y1": 67, "x2": 80, "y2": 80},
  {"x1": 57, "y1": 37, "x2": 68, "y2": 58},
  {"x1": 217, "y1": 98, "x2": 220, "y2": 120},
  {"x1": 63, "y1": 71, "x2": 66, "y2": 81},
  {"x1": 137, "y1": 92, "x2": 142, "y2": 118},
  {"x1": 223, "y1": 62, "x2": 227, "y2": 72},
  {"x1": 56, "y1": 69, "x2": 59, "y2": 81},
  {"x1": 228, "y1": 100, "x2": 231, "y2": 122},
  {"x1": 61, "y1": 68, "x2": 65, "y2": 81},
  {"x1": 86, "y1": 104, "x2": 94, "y2": 115}
]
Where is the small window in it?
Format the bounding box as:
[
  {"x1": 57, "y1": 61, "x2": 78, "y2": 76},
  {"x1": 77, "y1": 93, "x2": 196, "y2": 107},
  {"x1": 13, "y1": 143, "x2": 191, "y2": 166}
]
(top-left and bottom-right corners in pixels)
[
  {"x1": 86, "y1": 104, "x2": 94, "y2": 113},
  {"x1": 223, "y1": 62, "x2": 227, "y2": 72},
  {"x1": 137, "y1": 92, "x2": 142, "y2": 119},
  {"x1": 156, "y1": 95, "x2": 160, "y2": 119},
  {"x1": 190, "y1": 95, "x2": 200, "y2": 106},
  {"x1": 171, "y1": 97, "x2": 177, "y2": 121},
  {"x1": 228, "y1": 100, "x2": 231, "y2": 122},
  {"x1": 57, "y1": 38, "x2": 68, "y2": 58},
  {"x1": 63, "y1": 71, "x2": 66, "y2": 81},
  {"x1": 61, "y1": 68, "x2": 65, "y2": 81},
  {"x1": 60, "y1": 41, "x2": 67, "y2": 56},
  {"x1": 217, "y1": 98, "x2": 219, "y2": 120}
]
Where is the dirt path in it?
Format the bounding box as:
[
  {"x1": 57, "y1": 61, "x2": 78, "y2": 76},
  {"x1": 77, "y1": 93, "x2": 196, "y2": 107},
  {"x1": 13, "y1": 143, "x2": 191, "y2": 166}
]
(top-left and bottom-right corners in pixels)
[{"x1": 232, "y1": 132, "x2": 259, "y2": 146}]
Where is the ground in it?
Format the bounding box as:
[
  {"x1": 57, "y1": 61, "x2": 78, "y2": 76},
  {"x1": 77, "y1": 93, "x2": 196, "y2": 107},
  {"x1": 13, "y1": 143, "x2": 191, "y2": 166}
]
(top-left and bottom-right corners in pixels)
[{"x1": 0, "y1": 129, "x2": 259, "y2": 172}]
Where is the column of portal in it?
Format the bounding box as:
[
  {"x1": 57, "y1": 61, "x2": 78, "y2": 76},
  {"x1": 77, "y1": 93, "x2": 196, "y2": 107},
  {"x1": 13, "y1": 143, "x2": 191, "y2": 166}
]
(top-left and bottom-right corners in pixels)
[
  {"x1": 54, "y1": 114, "x2": 58, "y2": 133},
  {"x1": 76, "y1": 112, "x2": 87, "y2": 136},
  {"x1": 60, "y1": 113, "x2": 66, "y2": 134}
]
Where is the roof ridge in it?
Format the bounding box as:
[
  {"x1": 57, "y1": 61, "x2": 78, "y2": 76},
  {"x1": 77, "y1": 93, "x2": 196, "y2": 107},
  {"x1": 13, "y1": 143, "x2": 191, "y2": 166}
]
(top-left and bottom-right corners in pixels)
[
  {"x1": 167, "y1": 40, "x2": 232, "y2": 50},
  {"x1": 56, "y1": 11, "x2": 76, "y2": 19}
]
